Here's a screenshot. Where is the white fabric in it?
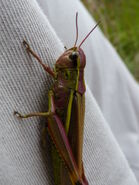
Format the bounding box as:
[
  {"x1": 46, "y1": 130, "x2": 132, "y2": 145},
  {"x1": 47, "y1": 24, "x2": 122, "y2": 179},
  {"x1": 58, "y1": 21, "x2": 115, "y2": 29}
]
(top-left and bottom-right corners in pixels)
[
  {"x1": 38, "y1": 0, "x2": 139, "y2": 181},
  {"x1": 0, "y1": 1, "x2": 138, "y2": 185}
]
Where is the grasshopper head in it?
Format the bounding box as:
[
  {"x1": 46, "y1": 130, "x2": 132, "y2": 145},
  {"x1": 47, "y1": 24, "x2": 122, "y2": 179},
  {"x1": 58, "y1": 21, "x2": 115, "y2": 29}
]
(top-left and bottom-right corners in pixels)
[
  {"x1": 55, "y1": 12, "x2": 99, "y2": 71},
  {"x1": 55, "y1": 47, "x2": 86, "y2": 70}
]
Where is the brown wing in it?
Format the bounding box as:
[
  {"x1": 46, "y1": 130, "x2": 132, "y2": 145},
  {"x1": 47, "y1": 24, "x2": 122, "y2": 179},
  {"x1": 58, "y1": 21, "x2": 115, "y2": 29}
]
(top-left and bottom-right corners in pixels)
[{"x1": 68, "y1": 92, "x2": 85, "y2": 176}]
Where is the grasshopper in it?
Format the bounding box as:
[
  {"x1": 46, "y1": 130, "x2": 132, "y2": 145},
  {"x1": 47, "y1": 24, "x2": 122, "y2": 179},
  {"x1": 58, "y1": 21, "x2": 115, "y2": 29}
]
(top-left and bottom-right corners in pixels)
[{"x1": 14, "y1": 13, "x2": 100, "y2": 185}]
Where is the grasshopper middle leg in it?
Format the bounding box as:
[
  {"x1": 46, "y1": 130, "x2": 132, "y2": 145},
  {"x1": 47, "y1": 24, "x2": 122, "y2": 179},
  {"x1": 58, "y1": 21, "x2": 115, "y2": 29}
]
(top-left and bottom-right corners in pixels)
[{"x1": 14, "y1": 111, "x2": 51, "y2": 119}]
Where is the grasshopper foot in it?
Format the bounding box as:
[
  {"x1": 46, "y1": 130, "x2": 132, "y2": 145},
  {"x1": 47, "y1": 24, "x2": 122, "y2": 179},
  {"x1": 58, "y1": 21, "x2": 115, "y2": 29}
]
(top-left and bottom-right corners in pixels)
[
  {"x1": 64, "y1": 46, "x2": 67, "y2": 50},
  {"x1": 23, "y1": 40, "x2": 30, "y2": 51},
  {"x1": 14, "y1": 111, "x2": 24, "y2": 118}
]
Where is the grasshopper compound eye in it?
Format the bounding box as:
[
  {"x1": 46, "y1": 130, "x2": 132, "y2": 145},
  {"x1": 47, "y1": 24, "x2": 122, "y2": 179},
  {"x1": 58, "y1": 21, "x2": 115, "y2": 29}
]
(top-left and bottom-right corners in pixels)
[{"x1": 69, "y1": 52, "x2": 78, "y2": 61}]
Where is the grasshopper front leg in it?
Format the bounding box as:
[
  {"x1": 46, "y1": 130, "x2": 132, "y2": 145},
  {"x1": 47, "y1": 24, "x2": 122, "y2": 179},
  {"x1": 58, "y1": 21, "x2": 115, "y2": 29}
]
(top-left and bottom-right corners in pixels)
[{"x1": 23, "y1": 40, "x2": 55, "y2": 78}]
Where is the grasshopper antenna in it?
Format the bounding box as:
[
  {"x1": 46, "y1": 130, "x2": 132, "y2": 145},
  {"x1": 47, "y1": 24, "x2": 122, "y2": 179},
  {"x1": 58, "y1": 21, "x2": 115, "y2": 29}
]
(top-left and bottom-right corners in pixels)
[
  {"x1": 74, "y1": 12, "x2": 79, "y2": 47},
  {"x1": 79, "y1": 20, "x2": 101, "y2": 48}
]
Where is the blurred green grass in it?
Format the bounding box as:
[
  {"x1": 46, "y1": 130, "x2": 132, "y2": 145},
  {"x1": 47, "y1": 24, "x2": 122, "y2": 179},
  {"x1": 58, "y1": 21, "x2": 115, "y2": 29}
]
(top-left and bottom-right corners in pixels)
[{"x1": 81, "y1": 0, "x2": 139, "y2": 81}]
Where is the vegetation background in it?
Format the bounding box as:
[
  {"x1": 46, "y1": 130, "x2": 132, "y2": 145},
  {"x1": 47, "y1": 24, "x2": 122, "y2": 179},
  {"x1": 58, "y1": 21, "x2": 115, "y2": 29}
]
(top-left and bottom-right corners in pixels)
[{"x1": 81, "y1": 0, "x2": 139, "y2": 81}]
